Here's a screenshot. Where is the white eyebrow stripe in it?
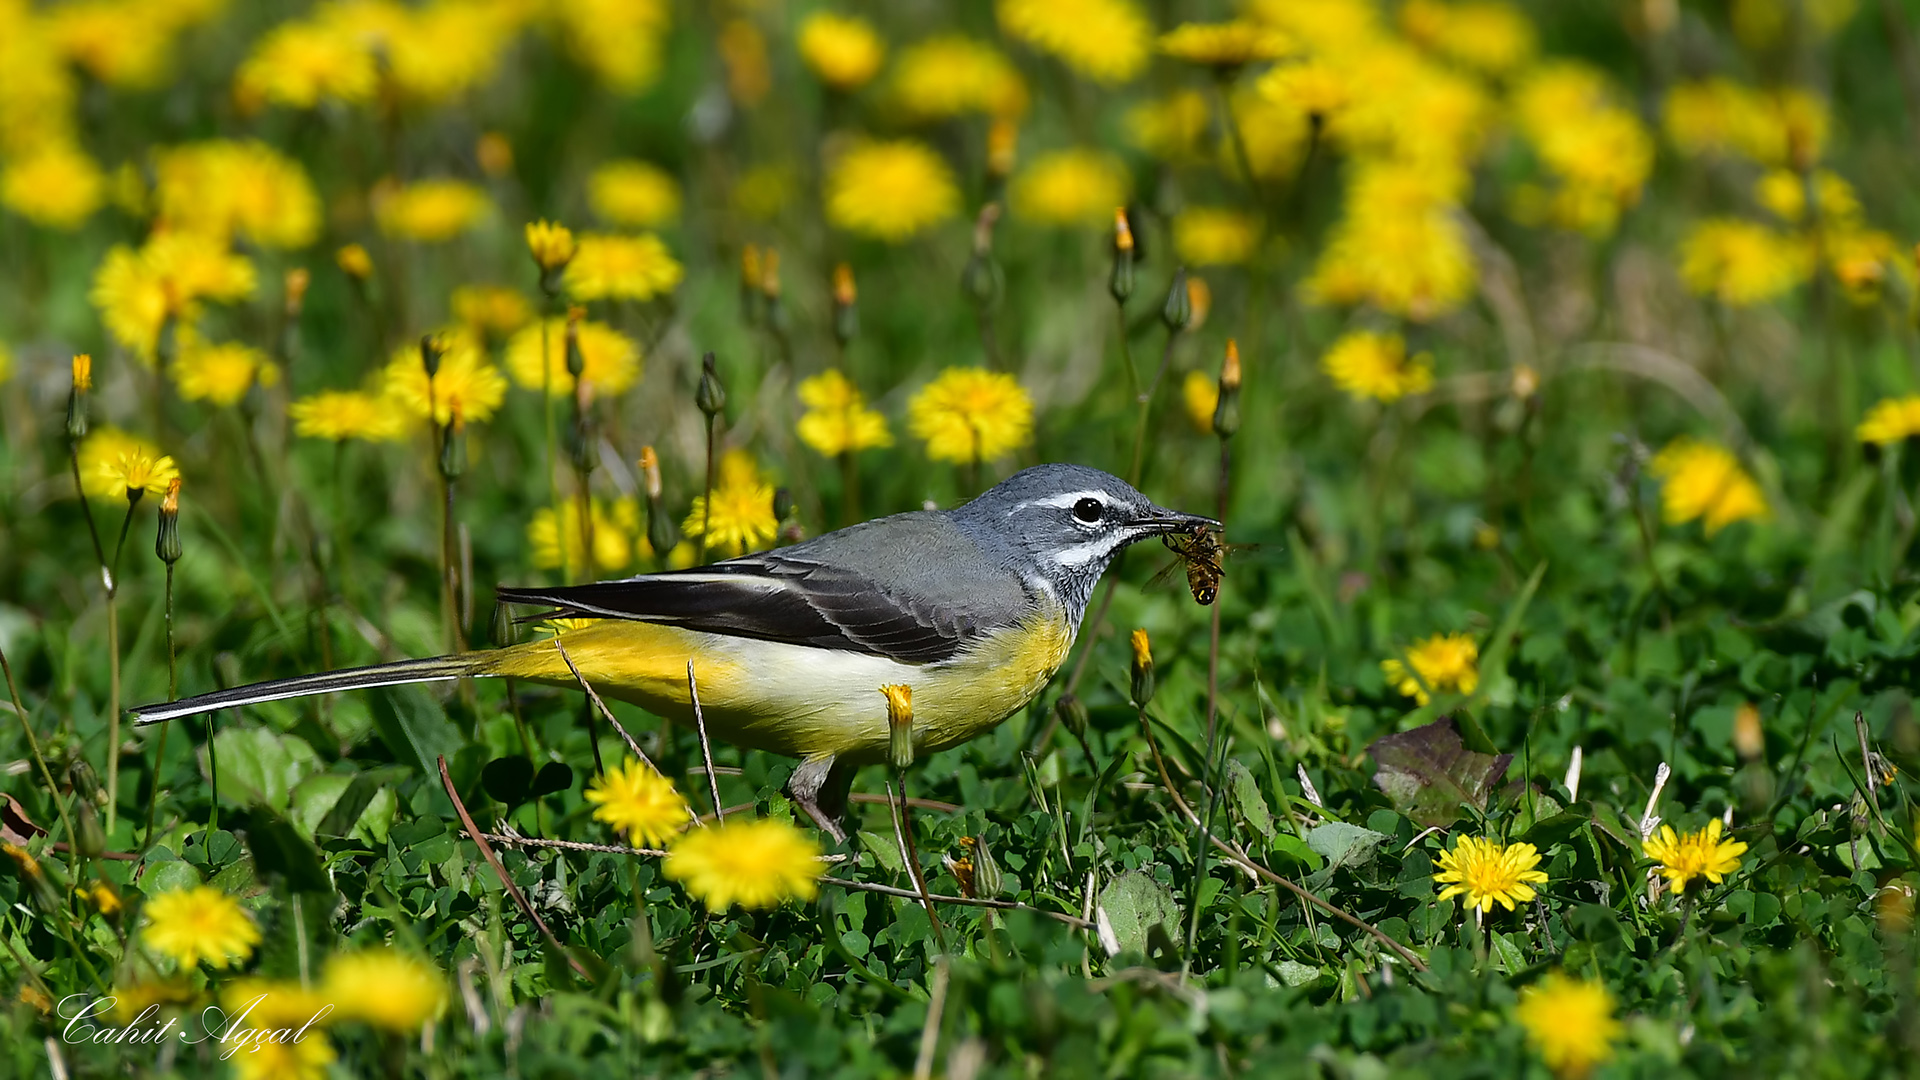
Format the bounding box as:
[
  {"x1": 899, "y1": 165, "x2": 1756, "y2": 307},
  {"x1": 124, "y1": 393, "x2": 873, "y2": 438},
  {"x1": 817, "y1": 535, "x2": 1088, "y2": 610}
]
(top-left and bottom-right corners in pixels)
[{"x1": 1016, "y1": 490, "x2": 1113, "y2": 512}]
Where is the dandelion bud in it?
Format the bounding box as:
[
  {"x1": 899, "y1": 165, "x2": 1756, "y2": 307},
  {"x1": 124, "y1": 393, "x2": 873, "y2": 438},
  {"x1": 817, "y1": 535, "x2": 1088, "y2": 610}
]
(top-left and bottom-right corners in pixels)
[
  {"x1": 1109, "y1": 208, "x2": 1136, "y2": 304},
  {"x1": 1, "y1": 842, "x2": 62, "y2": 914},
  {"x1": 1162, "y1": 267, "x2": 1192, "y2": 332},
  {"x1": 336, "y1": 243, "x2": 373, "y2": 281},
  {"x1": 971, "y1": 834, "x2": 1005, "y2": 897},
  {"x1": 1186, "y1": 275, "x2": 1211, "y2": 331},
  {"x1": 477, "y1": 131, "x2": 513, "y2": 177},
  {"x1": 283, "y1": 268, "x2": 311, "y2": 318},
  {"x1": 420, "y1": 334, "x2": 444, "y2": 379},
  {"x1": 963, "y1": 204, "x2": 1004, "y2": 307},
  {"x1": 565, "y1": 306, "x2": 586, "y2": 379},
  {"x1": 760, "y1": 248, "x2": 782, "y2": 300},
  {"x1": 773, "y1": 486, "x2": 795, "y2": 523},
  {"x1": 696, "y1": 352, "x2": 727, "y2": 418},
  {"x1": 155, "y1": 478, "x2": 182, "y2": 566},
  {"x1": 85, "y1": 881, "x2": 123, "y2": 922},
  {"x1": 1733, "y1": 703, "x2": 1764, "y2": 762},
  {"x1": 1130, "y1": 628, "x2": 1155, "y2": 707},
  {"x1": 66, "y1": 354, "x2": 91, "y2": 441},
  {"x1": 1212, "y1": 340, "x2": 1242, "y2": 439},
  {"x1": 1878, "y1": 883, "x2": 1916, "y2": 935},
  {"x1": 525, "y1": 220, "x2": 576, "y2": 273},
  {"x1": 1054, "y1": 692, "x2": 1088, "y2": 739},
  {"x1": 69, "y1": 759, "x2": 102, "y2": 804},
  {"x1": 439, "y1": 399, "x2": 467, "y2": 480},
  {"x1": 987, "y1": 117, "x2": 1017, "y2": 180},
  {"x1": 832, "y1": 263, "x2": 858, "y2": 345},
  {"x1": 74, "y1": 800, "x2": 106, "y2": 859},
  {"x1": 639, "y1": 446, "x2": 663, "y2": 501},
  {"x1": 881, "y1": 683, "x2": 914, "y2": 770}
]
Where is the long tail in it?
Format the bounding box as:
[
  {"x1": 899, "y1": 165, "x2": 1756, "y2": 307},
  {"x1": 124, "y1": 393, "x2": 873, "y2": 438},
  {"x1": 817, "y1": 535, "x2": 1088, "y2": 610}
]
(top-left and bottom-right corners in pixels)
[{"x1": 128, "y1": 654, "x2": 493, "y2": 726}]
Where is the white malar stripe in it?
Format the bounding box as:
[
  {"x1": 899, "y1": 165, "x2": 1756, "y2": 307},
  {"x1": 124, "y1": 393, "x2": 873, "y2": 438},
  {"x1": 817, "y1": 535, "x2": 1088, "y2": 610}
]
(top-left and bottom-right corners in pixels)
[{"x1": 1047, "y1": 531, "x2": 1133, "y2": 568}]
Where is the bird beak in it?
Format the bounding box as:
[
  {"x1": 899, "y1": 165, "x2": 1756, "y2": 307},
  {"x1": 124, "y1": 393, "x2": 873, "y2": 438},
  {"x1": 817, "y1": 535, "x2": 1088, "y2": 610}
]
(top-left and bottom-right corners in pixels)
[{"x1": 1132, "y1": 508, "x2": 1221, "y2": 536}]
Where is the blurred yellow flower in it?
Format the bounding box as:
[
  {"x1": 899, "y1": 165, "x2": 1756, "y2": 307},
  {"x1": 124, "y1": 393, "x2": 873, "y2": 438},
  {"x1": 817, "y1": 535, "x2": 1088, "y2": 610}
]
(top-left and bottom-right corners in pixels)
[
  {"x1": 383, "y1": 331, "x2": 506, "y2": 425},
  {"x1": 451, "y1": 284, "x2": 532, "y2": 338},
  {"x1": 1643, "y1": 818, "x2": 1748, "y2": 894},
  {"x1": 1245, "y1": 0, "x2": 1384, "y2": 54},
  {"x1": 1224, "y1": 86, "x2": 1315, "y2": 180},
  {"x1": 1173, "y1": 207, "x2": 1261, "y2": 266},
  {"x1": 908, "y1": 368, "x2": 1034, "y2": 464},
  {"x1": 46, "y1": 0, "x2": 217, "y2": 89},
  {"x1": 1158, "y1": 21, "x2": 1293, "y2": 68},
  {"x1": 796, "y1": 370, "x2": 892, "y2": 456},
  {"x1": 505, "y1": 317, "x2": 641, "y2": 396},
  {"x1": 530, "y1": 497, "x2": 641, "y2": 572},
  {"x1": 1125, "y1": 90, "x2": 1212, "y2": 162},
  {"x1": 564, "y1": 232, "x2": 684, "y2": 302},
  {"x1": 586, "y1": 757, "x2": 690, "y2": 847},
  {"x1": 890, "y1": 35, "x2": 1028, "y2": 119},
  {"x1": 998, "y1": 0, "x2": 1151, "y2": 85},
  {"x1": 1516, "y1": 973, "x2": 1619, "y2": 1079},
  {"x1": 1511, "y1": 63, "x2": 1653, "y2": 237},
  {"x1": 587, "y1": 160, "x2": 682, "y2": 228},
  {"x1": 1321, "y1": 330, "x2": 1432, "y2": 403},
  {"x1": 733, "y1": 161, "x2": 798, "y2": 221},
  {"x1": 825, "y1": 140, "x2": 960, "y2": 241},
  {"x1": 719, "y1": 17, "x2": 771, "y2": 106},
  {"x1": 1182, "y1": 370, "x2": 1220, "y2": 433},
  {"x1": 229, "y1": 1032, "x2": 336, "y2": 1080},
  {"x1": 1009, "y1": 148, "x2": 1129, "y2": 226},
  {"x1": 1382, "y1": 632, "x2": 1478, "y2": 704},
  {"x1": 1678, "y1": 218, "x2": 1810, "y2": 306},
  {"x1": 1826, "y1": 227, "x2": 1900, "y2": 301},
  {"x1": 290, "y1": 390, "x2": 408, "y2": 442},
  {"x1": 235, "y1": 20, "x2": 377, "y2": 110},
  {"x1": 1650, "y1": 438, "x2": 1768, "y2": 535},
  {"x1": 142, "y1": 885, "x2": 258, "y2": 970},
  {"x1": 1663, "y1": 79, "x2": 1828, "y2": 166},
  {"x1": 683, "y1": 449, "x2": 779, "y2": 558},
  {"x1": 1754, "y1": 168, "x2": 1861, "y2": 225},
  {"x1": 549, "y1": 0, "x2": 671, "y2": 93},
  {"x1": 1, "y1": 142, "x2": 105, "y2": 229},
  {"x1": 322, "y1": 949, "x2": 447, "y2": 1032},
  {"x1": 373, "y1": 178, "x2": 492, "y2": 242},
  {"x1": 1257, "y1": 59, "x2": 1351, "y2": 125},
  {"x1": 171, "y1": 339, "x2": 278, "y2": 407},
  {"x1": 1306, "y1": 162, "x2": 1475, "y2": 320},
  {"x1": 665, "y1": 817, "x2": 823, "y2": 911},
  {"x1": 336, "y1": 242, "x2": 374, "y2": 280},
  {"x1": 105, "y1": 980, "x2": 197, "y2": 1026},
  {"x1": 90, "y1": 232, "x2": 257, "y2": 361},
  {"x1": 798, "y1": 12, "x2": 886, "y2": 90},
  {"x1": 153, "y1": 140, "x2": 321, "y2": 249},
  {"x1": 319, "y1": 0, "x2": 522, "y2": 105},
  {"x1": 220, "y1": 978, "x2": 333, "y2": 1030},
  {"x1": 79, "y1": 429, "x2": 180, "y2": 501},
  {"x1": 1433, "y1": 835, "x2": 1546, "y2": 912},
  {"x1": 1400, "y1": 0, "x2": 1536, "y2": 75}
]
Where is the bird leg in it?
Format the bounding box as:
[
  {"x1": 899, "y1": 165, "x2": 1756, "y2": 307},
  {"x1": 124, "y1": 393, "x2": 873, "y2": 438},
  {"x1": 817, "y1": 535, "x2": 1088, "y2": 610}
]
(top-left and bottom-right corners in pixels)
[{"x1": 788, "y1": 754, "x2": 853, "y2": 844}]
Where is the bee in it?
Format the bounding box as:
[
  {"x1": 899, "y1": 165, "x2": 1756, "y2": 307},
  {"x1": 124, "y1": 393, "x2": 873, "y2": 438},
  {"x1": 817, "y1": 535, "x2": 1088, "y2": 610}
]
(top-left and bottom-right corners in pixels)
[{"x1": 1151, "y1": 525, "x2": 1235, "y2": 606}]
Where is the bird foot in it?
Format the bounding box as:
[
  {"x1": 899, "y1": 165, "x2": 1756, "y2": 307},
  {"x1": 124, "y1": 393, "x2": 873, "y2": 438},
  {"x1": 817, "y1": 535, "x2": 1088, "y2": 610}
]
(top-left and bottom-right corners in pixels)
[{"x1": 788, "y1": 754, "x2": 852, "y2": 845}]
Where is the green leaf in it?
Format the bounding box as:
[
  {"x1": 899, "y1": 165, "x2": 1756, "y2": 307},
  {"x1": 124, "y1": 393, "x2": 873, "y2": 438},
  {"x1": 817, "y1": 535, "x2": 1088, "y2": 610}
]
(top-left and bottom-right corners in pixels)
[
  {"x1": 1276, "y1": 960, "x2": 1324, "y2": 987},
  {"x1": 1267, "y1": 832, "x2": 1324, "y2": 872},
  {"x1": 1225, "y1": 759, "x2": 1276, "y2": 842},
  {"x1": 1305, "y1": 822, "x2": 1388, "y2": 870},
  {"x1": 530, "y1": 761, "x2": 575, "y2": 800},
  {"x1": 369, "y1": 684, "x2": 465, "y2": 780},
  {"x1": 206, "y1": 726, "x2": 319, "y2": 811},
  {"x1": 241, "y1": 806, "x2": 330, "y2": 893},
  {"x1": 138, "y1": 857, "x2": 201, "y2": 896},
  {"x1": 310, "y1": 766, "x2": 408, "y2": 841},
  {"x1": 1367, "y1": 718, "x2": 1513, "y2": 827},
  {"x1": 1489, "y1": 930, "x2": 1526, "y2": 974},
  {"x1": 482, "y1": 756, "x2": 535, "y2": 807},
  {"x1": 1097, "y1": 869, "x2": 1181, "y2": 957}
]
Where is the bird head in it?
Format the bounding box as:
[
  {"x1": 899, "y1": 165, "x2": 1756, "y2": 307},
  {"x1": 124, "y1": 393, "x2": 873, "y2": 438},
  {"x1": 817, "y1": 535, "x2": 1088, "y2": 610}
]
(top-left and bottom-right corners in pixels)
[{"x1": 952, "y1": 464, "x2": 1219, "y2": 615}]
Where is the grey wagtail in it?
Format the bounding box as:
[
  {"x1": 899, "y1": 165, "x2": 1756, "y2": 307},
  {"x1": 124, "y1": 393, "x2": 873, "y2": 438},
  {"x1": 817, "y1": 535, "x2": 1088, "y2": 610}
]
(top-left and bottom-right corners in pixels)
[{"x1": 130, "y1": 463, "x2": 1216, "y2": 837}]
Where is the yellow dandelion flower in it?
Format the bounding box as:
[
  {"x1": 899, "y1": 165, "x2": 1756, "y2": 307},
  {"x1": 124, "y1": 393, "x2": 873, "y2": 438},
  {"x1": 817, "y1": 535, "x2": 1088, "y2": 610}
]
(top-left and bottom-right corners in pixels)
[
  {"x1": 587, "y1": 160, "x2": 682, "y2": 228},
  {"x1": 548, "y1": 0, "x2": 671, "y2": 94},
  {"x1": 525, "y1": 220, "x2": 577, "y2": 273},
  {"x1": 1643, "y1": 818, "x2": 1748, "y2": 895},
  {"x1": 77, "y1": 429, "x2": 179, "y2": 501},
  {"x1": 1258, "y1": 59, "x2": 1351, "y2": 123},
  {"x1": 1, "y1": 142, "x2": 106, "y2": 229},
  {"x1": 153, "y1": 140, "x2": 321, "y2": 249},
  {"x1": 337, "y1": 243, "x2": 374, "y2": 280},
  {"x1": 997, "y1": 0, "x2": 1151, "y2": 85},
  {"x1": 290, "y1": 390, "x2": 408, "y2": 442},
  {"x1": 1511, "y1": 63, "x2": 1654, "y2": 237},
  {"x1": 321, "y1": 949, "x2": 446, "y2": 1032},
  {"x1": 221, "y1": 978, "x2": 334, "y2": 1031},
  {"x1": 665, "y1": 817, "x2": 823, "y2": 911},
  {"x1": 890, "y1": 35, "x2": 1029, "y2": 119},
  {"x1": 825, "y1": 140, "x2": 960, "y2": 241},
  {"x1": 451, "y1": 284, "x2": 532, "y2": 338},
  {"x1": 106, "y1": 980, "x2": 198, "y2": 1026},
  {"x1": 373, "y1": 178, "x2": 492, "y2": 243},
  {"x1": 1754, "y1": 168, "x2": 1861, "y2": 226},
  {"x1": 719, "y1": 18, "x2": 771, "y2": 106},
  {"x1": 682, "y1": 450, "x2": 779, "y2": 558},
  {"x1": 142, "y1": 885, "x2": 259, "y2": 970},
  {"x1": 382, "y1": 331, "x2": 507, "y2": 426},
  {"x1": 1173, "y1": 207, "x2": 1261, "y2": 266},
  {"x1": 1433, "y1": 835, "x2": 1548, "y2": 913},
  {"x1": 1306, "y1": 162, "x2": 1476, "y2": 320},
  {"x1": 1321, "y1": 330, "x2": 1432, "y2": 404},
  {"x1": 1382, "y1": 632, "x2": 1479, "y2": 704},
  {"x1": 0, "y1": 344, "x2": 12, "y2": 385},
  {"x1": 235, "y1": 20, "x2": 377, "y2": 111},
  {"x1": 505, "y1": 317, "x2": 641, "y2": 397},
  {"x1": 564, "y1": 232, "x2": 684, "y2": 302},
  {"x1": 529, "y1": 497, "x2": 640, "y2": 573},
  {"x1": 171, "y1": 339, "x2": 278, "y2": 407},
  {"x1": 1157, "y1": 21, "x2": 1293, "y2": 68},
  {"x1": 1183, "y1": 371, "x2": 1220, "y2": 434},
  {"x1": 1678, "y1": 218, "x2": 1811, "y2": 306},
  {"x1": 321, "y1": 0, "x2": 520, "y2": 105},
  {"x1": 90, "y1": 232, "x2": 257, "y2": 362},
  {"x1": 585, "y1": 758, "x2": 690, "y2": 847},
  {"x1": 1649, "y1": 437, "x2": 1768, "y2": 535},
  {"x1": 908, "y1": 368, "x2": 1034, "y2": 464},
  {"x1": 1857, "y1": 396, "x2": 1920, "y2": 445},
  {"x1": 1009, "y1": 148, "x2": 1130, "y2": 226},
  {"x1": 1400, "y1": 0, "x2": 1536, "y2": 76},
  {"x1": 796, "y1": 370, "x2": 892, "y2": 457},
  {"x1": 1125, "y1": 90, "x2": 1213, "y2": 162},
  {"x1": 798, "y1": 12, "x2": 886, "y2": 91},
  {"x1": 46, "y1": 1, "x2": 180, "y2": 89},
  {"x1": 1662, "y1": 79, "x2": 1828, "y2": 166},
  {"x1": 228, "y1": 1031, "x2": 336, "y2": 1080},
  {"x1": 1515, "y1": 972, "x2": 1620, "y2": 1080},
  {"x1": 1825, "y1": 227, "x2": 1900, "y2": 301}
]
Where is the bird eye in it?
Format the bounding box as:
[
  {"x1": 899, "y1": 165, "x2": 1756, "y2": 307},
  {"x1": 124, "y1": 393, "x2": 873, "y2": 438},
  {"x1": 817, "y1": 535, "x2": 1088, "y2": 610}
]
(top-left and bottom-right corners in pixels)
[{"x1": 1072, "y1": 497, "x2": 1104, "y2": 523}]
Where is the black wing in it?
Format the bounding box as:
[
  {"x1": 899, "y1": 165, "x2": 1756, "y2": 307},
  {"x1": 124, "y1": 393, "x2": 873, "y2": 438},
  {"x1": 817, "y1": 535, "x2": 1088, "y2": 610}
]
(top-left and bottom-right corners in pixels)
[{"x1": 495, "y1": 558, "x2": 986, "y2": 665}]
